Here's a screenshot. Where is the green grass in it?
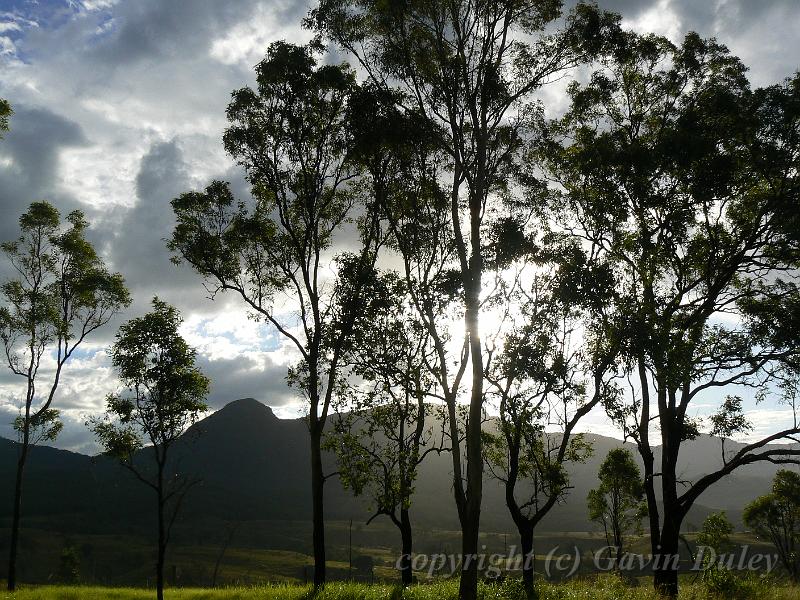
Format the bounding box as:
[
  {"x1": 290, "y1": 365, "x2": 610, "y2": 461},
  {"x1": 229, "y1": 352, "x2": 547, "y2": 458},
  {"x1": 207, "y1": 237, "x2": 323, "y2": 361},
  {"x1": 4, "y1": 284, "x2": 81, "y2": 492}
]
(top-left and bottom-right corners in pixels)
[{"x1": 3, "y1": 577, "x2": 800, "y2": 600}]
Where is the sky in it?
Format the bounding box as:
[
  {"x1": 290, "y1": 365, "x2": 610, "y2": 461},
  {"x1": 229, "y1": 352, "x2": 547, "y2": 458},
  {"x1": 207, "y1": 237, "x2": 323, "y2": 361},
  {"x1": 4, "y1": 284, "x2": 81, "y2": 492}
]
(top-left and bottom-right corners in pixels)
[{"x1": 0, "y1": 0, "x2": 798, "y2": 453}]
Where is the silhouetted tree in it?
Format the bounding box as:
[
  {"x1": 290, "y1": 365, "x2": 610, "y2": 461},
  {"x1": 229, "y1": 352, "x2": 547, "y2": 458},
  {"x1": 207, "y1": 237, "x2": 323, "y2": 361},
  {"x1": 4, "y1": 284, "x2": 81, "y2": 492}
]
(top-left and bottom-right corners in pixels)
[
  {"x1": 587, "y1": 449, "x2": 646, "y2": 570},
  {"x1": 744, "y1": 470, "x2": 800, "y2": 582},
  {"x1": 1, "y1": 202, "x2": 130, "y2": 591},
  {"x1": 0, "y1": 98, "x2": 10, "y2": 136},
  {"x1": 539, "y1": 31, "x2": 800, "y2": 596},
  {"x1": 326, "y1": 269, "x2": 446, "y2": 585},
  {"x1": 168, "y1": 42, "x2": 382, "y2": 587},
  {"x1": 89, "y1": 298, "x2": 209, "y2": 600},
  {"x1": 309, "y1": 4, "x2": 620, "y2": 596},
  {"x1": 483, "y1": 265, "x2": 619, "y2": 596}
]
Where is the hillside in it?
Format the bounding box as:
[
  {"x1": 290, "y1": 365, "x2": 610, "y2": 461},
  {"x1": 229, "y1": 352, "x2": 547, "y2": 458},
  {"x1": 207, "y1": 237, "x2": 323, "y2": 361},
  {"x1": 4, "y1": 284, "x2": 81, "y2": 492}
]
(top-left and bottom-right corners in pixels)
[{"x1": 1, "y1": 397, "x2": 793, "y2": 538}]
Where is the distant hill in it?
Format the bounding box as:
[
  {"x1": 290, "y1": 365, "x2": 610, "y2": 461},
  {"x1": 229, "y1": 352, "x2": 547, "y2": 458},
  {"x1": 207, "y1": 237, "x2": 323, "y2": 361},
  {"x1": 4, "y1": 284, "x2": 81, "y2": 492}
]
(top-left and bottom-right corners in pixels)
[{"x1": 1, "y1": 397, "x2": 796, "y2": 539}]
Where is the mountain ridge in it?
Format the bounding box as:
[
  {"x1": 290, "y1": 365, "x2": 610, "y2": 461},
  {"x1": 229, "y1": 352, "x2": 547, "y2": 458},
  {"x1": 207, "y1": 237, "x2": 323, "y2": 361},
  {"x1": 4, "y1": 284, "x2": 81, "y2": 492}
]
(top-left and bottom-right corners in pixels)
[{"x1": 1, "y1": 397, "x2": 796, "y2": 536}]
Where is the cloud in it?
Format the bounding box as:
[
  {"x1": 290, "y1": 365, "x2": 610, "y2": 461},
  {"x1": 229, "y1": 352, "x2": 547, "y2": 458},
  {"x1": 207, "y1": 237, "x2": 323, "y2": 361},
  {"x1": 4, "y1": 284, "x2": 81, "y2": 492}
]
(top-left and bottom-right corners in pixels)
[
  {"x1": 0, "y1": 0, "x2": 799, "y2": 452},
  {"x1": 0, "y1": 104, "x2": 87, "y2": 241}
]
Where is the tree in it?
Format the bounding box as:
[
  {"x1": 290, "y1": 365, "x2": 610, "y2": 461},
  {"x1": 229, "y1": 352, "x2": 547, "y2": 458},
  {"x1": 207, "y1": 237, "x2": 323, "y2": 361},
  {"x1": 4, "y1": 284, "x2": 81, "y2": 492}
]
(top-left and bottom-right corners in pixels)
[
  {"x1": 483, "y1": 264, "x2": 618, "y2": 596},
  {"x1": 0, "y1": 98, "x2": 10, "y2": 137},
  {"x1": 169, "y1": 42, "x2": 382, "y2": 588},
  {"x1": 695, "y1": 512, "x2": 734, "y2": 565},
  {"x1": 1, "y1": 202, "x2": 130, "y2": 591},
  {"x1": 309, "y1": 3, "x2": 620, "y2": 597},
  {"x1": 587, "y1": 449, "x2": 647, "y2": 570},
  {"x1": 744, "y1": 470, "x2": 800, "y2": 581},
  {"x1": 57, "y1": 543, "x2": 80, "y2": 584},
  {"x1": 539, "y1": 31, "x2": 800, "y2": 596},
  {"x1": 89, "y1": 298, "x2": 209, "y2": 600},
  {"x1": 325, "y1": 269, "x2": 446, "y2": 585}
]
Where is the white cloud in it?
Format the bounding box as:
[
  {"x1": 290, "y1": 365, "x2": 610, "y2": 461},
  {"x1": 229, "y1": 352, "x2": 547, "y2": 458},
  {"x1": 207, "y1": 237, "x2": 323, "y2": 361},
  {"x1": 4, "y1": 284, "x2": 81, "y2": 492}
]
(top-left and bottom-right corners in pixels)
[
  {"x1": 209, "y1": 1, "x2": 313, "y2": 66},
  {"x1": 623, "y1": 0, "x2": 682, "y2": 41},
  {"x1": 1, "y1": 0, "x2": 799, "y2": 451}
]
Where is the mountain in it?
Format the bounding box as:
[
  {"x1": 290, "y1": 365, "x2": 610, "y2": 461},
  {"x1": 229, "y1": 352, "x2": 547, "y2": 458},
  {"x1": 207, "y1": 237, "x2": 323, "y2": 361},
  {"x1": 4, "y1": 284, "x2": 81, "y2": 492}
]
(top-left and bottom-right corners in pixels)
[{"x1": 1, "y1": 397, "x2": 794, "y2": 539}]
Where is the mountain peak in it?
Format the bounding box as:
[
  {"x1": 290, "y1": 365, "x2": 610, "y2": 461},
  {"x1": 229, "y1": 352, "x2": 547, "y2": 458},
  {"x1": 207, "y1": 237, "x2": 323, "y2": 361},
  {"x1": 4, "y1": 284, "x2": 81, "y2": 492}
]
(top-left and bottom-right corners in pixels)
[{"x1": 215, "y1": 397, "x2": 277, "y2": 420}]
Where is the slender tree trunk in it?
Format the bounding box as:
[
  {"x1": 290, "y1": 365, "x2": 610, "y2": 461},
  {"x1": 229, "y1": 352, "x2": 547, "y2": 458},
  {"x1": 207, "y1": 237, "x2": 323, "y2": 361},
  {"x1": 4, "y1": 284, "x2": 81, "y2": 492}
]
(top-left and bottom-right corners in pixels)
[
  {"x1": 6, "y1": 444, "x2": 29, "y2": 591},
  {"x1": 459, "y1": 244, "x2": 484, "y2": 600},
  {"x1": 211, "y1": 523, "x2": 236, "y2": 588},
  {"x1": 399, "y1": 507, "x2": 413, "y2": 586},
  {"x1": 310, "y1": 422, "x2": 326, "y2": 588},
  {"x1": 519, "y1": 524, "x2": 536, "y2": 598},
  {"x1": 156, "y1": 472, "x2": 166, "y2": 600}
]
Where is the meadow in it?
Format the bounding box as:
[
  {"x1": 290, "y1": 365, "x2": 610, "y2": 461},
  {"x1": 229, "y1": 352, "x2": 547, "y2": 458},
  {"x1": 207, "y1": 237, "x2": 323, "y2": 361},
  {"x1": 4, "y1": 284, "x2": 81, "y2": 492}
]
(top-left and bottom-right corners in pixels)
[{"x1": 3, "y1": 576, "x2": 800, "y2": 600}]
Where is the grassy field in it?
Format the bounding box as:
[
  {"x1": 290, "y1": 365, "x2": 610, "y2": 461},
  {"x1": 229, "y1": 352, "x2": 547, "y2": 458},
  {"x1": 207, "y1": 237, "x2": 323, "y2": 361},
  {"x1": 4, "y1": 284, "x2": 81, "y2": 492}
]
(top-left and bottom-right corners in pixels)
[{"x1": 2, "y1": 577, "x2": 800, "y2": 600}]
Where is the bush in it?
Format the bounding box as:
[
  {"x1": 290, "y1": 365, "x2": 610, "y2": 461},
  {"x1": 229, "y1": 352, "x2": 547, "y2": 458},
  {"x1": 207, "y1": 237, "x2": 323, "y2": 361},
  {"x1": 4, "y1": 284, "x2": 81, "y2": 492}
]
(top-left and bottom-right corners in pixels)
[{"x1": 702, "y1": 568, "x2": 767, "y2": 600}]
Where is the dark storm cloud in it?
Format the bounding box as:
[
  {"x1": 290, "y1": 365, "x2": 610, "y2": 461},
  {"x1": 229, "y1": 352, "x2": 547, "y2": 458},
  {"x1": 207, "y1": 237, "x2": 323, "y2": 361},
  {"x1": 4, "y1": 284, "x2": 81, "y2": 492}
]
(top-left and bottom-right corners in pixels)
[
  {"x1": 105, "y1": 138, "x2": 257, "y2": 318},
  {"x1": 108, "y1": 138, "x2": 198, "y2": 301},
  {"x1": 196, "y1": 354, "x2": 298, "y2": 411},
  {"x1": 0, "y1": 104, "x2": 87, "y2": 241},
  {"x1": 95, "y1": 0, "x2": 309, "y2": 65},
  {"x1": 1, "y1": 0, "x2": 798, "y2": 451}
]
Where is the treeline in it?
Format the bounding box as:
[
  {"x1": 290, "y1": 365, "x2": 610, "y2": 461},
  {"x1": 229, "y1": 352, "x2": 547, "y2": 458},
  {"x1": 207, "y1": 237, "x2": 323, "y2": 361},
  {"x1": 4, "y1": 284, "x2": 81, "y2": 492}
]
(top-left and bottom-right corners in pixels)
[{"x1": 1, "y1": 1, "x2": 799, "y2": 599}]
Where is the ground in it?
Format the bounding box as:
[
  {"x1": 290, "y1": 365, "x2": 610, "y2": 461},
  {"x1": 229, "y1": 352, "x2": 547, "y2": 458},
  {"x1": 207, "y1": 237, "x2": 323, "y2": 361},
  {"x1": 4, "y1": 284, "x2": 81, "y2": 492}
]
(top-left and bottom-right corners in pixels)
[{"x1": 2, "y1": 577, "x2": 800, "y2": 600}]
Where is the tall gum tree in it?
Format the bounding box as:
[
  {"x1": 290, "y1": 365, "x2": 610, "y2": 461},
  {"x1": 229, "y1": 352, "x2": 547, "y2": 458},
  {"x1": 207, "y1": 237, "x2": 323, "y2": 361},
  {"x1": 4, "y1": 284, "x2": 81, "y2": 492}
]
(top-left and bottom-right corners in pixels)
[
  {"x1": 308, "y1": 3, "x2": 620, "y2": 596},
  {"x1": 168, "y1": 42, "x2": 382, "y2": 588},
  {"x1": 539, "y1": 32, "x2": 800, "y2": 597},
  {"x1": 1, "y1": 202, "x2": 130, "y2": 591}
]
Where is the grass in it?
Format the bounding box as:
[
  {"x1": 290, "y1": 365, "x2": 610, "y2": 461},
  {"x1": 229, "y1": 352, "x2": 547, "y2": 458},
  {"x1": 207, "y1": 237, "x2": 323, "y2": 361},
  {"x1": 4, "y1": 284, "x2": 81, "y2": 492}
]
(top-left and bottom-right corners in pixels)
[{"x1": 3, "y1": 576, "x2": 800, "y2": 600}]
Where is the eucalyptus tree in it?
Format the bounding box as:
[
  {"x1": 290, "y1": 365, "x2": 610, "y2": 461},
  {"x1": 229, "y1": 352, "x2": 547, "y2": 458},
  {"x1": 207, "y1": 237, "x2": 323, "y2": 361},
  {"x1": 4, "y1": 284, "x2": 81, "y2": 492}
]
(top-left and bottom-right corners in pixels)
[
  {"x1": 89, "y1": 298, "x2": 209, "y2": 600},
  {"x1": 539, "y1": 32, "x2": 800, "y2": 596},
  {"x1": 587, "y1": 448, "x2": 647, "y2": 570},
  {"x1": 308, "y1": 3, "x2": 620, "y2": 595},
  {"x1": 1, "y1": 202, "x2": 130, "y2": 591},
  {"x1": 482, "y1": 254, "x2": 620, "y2": 595},
  {"x1": 168, "y1": 41, "x2": 382, "y2": 587},
  {"x1": 326, "y1": 269, "x2": 446, "y2": 585},
  {"x1": 744, "y1": 470, "x2": 800, "y2": 581}
]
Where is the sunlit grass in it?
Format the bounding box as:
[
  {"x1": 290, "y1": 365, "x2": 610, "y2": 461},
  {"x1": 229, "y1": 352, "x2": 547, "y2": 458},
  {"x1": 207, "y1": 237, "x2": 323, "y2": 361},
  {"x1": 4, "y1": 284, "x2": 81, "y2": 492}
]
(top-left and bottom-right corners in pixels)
[{"x1": 3, "y1": 576, "x2": 800, "y2": 600}]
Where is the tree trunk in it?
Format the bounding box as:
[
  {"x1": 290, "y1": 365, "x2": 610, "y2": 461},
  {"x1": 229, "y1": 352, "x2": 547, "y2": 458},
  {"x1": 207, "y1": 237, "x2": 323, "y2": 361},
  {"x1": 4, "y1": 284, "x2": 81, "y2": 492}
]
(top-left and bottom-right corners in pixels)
[
  {"x1": 399, "y1": 507, "x2": 413, "y2": 586},
  {"x1": 459, "y1": 254, "x2": 484, "y2": 600},
  {"x1": 653, "y1": 510, "x2": 681, "y2": 598},
  {"x1": 6, "y1": 445, "x2": 29, "y2": 591},
  {"x1": 310, "y1": 424, "x2": 326, "y2": 588},
  {"x1": 459, "y1": 504, "x2": 480, "y2": 600},
  {"x1": 157, "y1": 477, "x2": 166, "y2": 600},
  {"x1": 520, "y1": 524, "x2": 536, "y2": 599}
]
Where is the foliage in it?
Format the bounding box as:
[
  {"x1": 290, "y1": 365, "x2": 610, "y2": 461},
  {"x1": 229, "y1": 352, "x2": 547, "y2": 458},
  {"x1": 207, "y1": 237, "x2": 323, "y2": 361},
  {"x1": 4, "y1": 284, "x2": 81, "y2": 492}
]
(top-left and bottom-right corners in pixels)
[
  {"x1": 308, "y1": 3, "x2": 623, "y2": 596},
  {"x1": 743, "y1": 470, "x2": 800, "y2": 581},
  {"x1": 169, "y1": 40, "x2": 383, "y2": 586},
  {"x1": 700, "y1": 569, "x2": 767, "y2": 600},
  {"x1": 696, "y1": 512, "x2": 734, "y2": 556},
  {"x1": 1, "y1": 202, "x2": 131, "y2": 442},
  {"x1": 0, "y1": 97, "x2": 10, "y2": 136},
  {"x1": 13, "y1": 409, "x2": 62, "y2": 445},
  {"x1": 1, "y1": 201, "x2": 130, "y2": 591},
  {"x1": 324, "y1": 267, "x2": 445, "y2": 584},
  {"x1": 90, "y1": 298, "x2": 210, "y2": 463},
  {"x1": 537, "y1": 26, "x2": 800, "y2": 594},
  {"x1": 88, "y1": 298, "x2": 209, "y2": 600},
  {"x1": 57, "y1": 545, "x2": 80, "y2": 585},
  {"x1": 586, "y1": 449, "x2": 646, "y2": 564}
]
